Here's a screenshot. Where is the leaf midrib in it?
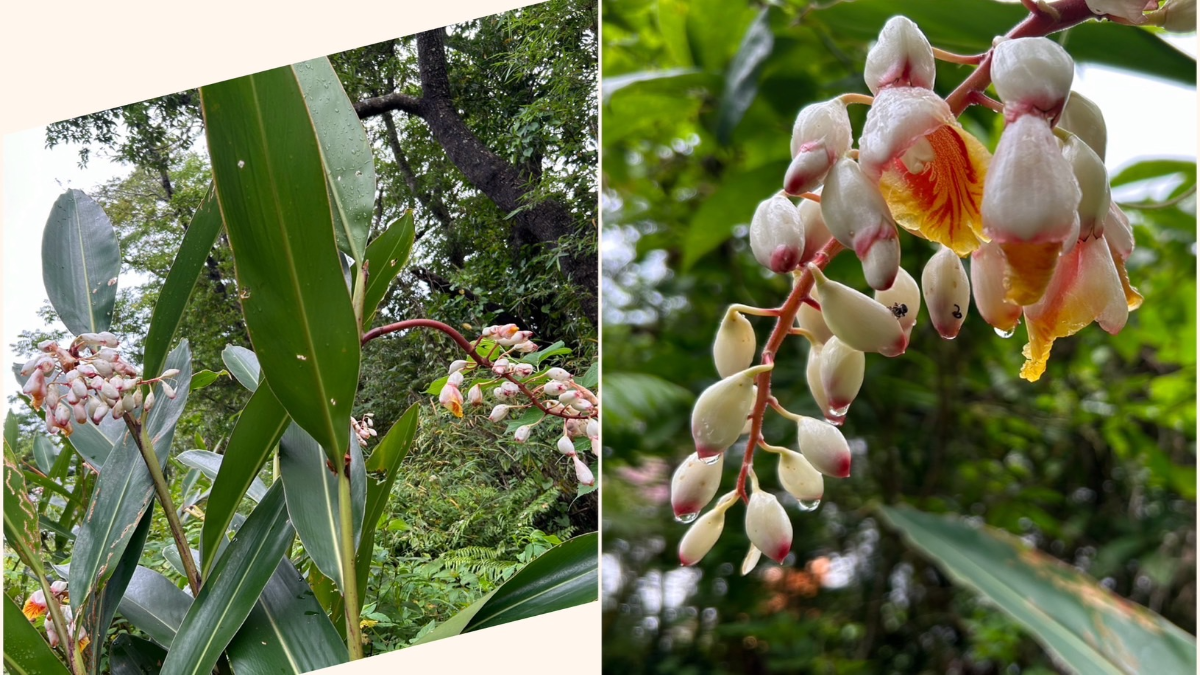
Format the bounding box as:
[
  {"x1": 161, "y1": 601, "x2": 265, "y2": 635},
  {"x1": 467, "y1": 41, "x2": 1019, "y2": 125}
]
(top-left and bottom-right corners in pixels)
[{"x1": 70, "y1": 191, "x2": 98, "y2": 332}]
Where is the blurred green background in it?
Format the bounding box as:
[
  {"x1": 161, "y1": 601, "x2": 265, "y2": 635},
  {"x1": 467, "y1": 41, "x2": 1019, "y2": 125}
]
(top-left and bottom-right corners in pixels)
[{"x1": 600, "y1": 0, "x2": 1196, "y2": 672}]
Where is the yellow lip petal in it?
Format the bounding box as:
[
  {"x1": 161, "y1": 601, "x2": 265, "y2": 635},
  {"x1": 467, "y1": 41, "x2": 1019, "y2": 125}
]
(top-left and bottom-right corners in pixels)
[
  {"x1": 21, "y1": 599, "x2": 46, "y2": 621},
  {"x1": 1000, "y1": 240, "x2": 1062, "y2": 307},
  {"x1": 878, "y1": 125, "x2": 990, "y2": 257}
]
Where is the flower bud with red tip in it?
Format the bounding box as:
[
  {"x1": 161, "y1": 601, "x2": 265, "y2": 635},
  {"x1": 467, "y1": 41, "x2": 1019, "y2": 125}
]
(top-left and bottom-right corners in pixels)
[
  {"x1": 809, "y1": 264, "x2": 907, "y2": 357},
  {"x1": 692, "y1": 364, "x2": 773, "y2": 458},
  {"x1": 776, "y1": 449, "x2": 824, "y2": 502},
  {"x1": 821, "y1": 158, "x2": 901, "y2": 290},
  {"x1": 785, "y1": 99, "x2": 853, "y2": 195},
  {"x1": 874, "y1": 266, "x2": 921, "y2": 338},
  {"x1": 679, "y1": 493, "x2": 737, "y2": 566},
  {"x1": 864, "y1": 16, "x2": 936, "y2": 94},
  {"x1": 745, "y1": 489, "x2": 792, "y2": 564},
  {"x1": 922, "y1": 246, "x2": 971, "y2": 339},
  {"x1": 797, "y1": 416, "x2": 852, "y2": 478},
  {"x1": 671, "y1": 451, "x2": 724, "y2": 521},
  {"x1": 970, "y1": 242, "x2": 1022, "y2": 335},
  {"x1": 750, "y1": 195, "x2": 805, "y2": 274},
  {"x1": 819, "y1": 336, "x2": 864, "y2": 420},
  {"x1": 991, "y1": 37, "x2": 1075, "y2": 124}
]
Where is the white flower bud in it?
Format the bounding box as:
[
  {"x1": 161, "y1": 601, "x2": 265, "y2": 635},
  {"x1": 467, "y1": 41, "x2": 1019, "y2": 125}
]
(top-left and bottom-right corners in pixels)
[
  {"x1": 144, "y1": 390, "x2": 156, "y2": 412},
  {"x1": 874, "y1": 265, "x2": 921, "y2": 338},
  {"x1": 691, "y1": 364, "x2": 772, "y2": 458},
  {"x1": 991, "y1": 37, "x2": 1075, "y2": 124},
  {"x1": 1059, "y1": 91, "x2": 1107, "y2": 161},
  {"x1": 819, "y1": 336, "x2": 864, "y2": 420},
  {"x1": 776, "y1": 448, "x2": 824, "y2": 502},
  {"x1": 159, "y1": 368, "x2": 180, "y2": 379},
  {"x1": 54, "y1": 403, "x2": 71, "y2": 427},
  {"x1": 515, "y1": 341, "x2": 538, "y2": 353},
  {"x1": 821, "y1": 158, "x2": 901, "y2": 290},
  {"x1": 101, "y1": 381, "x2": 120, "y2": 401},
  {"x1": 796, "y1": 198, "x2": 833, "y2": 265},
  {"x1": 500, "y1": 381, "x2": 520, "y2": 398},
  {"x1": 489, "y1": 404, "x2": 510, "y2": 422},
  {"x1": 713, "y1": 310, "x2": 756, "y2": 379},
  {"x1": 71, "y1": 379, "x2": 88, "y2": 400},
  {"x1": 750, "y1": 195, "x2": 805, "y2": 274},
  {"x1": 864, "y1": 16, "x2": 936, "y2": 94},
  {"x1": 448, "y1": 360, "x2": 468, "y2": 374},
  {"x1": 805, "y1": 345, "x2": 838, "y2": 425},
  {"x1": 50, "y1": 580, "x2": 68, "y2": 597},
  {"x1": 513, "y1": 363, "x2": 535, "y2": 378},
  {"x1": 94, "y1": 359, "x2": 113, "y2": 377},
  {"x1": 1085, "y1": 0, "x2": 1151, "y2": 23},
  {"x1": 796, "y1": 302, "x2": 833, "y2": 346},
  {"x1": 809, "y1": 264, "x2": 907, "y2": 357},
  {"x1": 111, "y1": 398, "x2": 126, "y2": 419},
  {"x1": 586, "y1": 419, "x2": 599, "y2": 440},
  {"x1": 741, "y1": 544, "x2": 763, "y2": 576},
  {"x1": 557, "y1": 435, "x2": 577, "y2": 456},
  {"x1": 544, "y1": 380, "x2": 568, "y2": 396},
  {"x1": 671, "y1": 452, "x2": 724, "y2": 521},
  {"x1": 93, "y1": 400, "x2": 110, "y2": 423},
  {"x1": 73, "y1": 402, "x2": 88, "y2": 424},
  {"x1": 785, "y1": 99, "x2": 852, "y2": 194},
  {"x1": 797, "y1": 416, "x2": 852, "y2": 478},
  {"x1": 745, "y1": 490, "x2": 792, "y2": 564},
  {"x1": 492, "y1": 359, "x2": 509, "y2": 376},
  {"x1": 514, "y1": 425, "x2": 532, "y2": 443},
  {"x1": 571, "y1": 399, "x2": 595, "y2": 412},
  {"x1": 447, "y1": 371, "x2": 465, "y2": 388},
  {"x1": 468, "y1": 384, "x2": 483, "y2": 406},
  {"x1": 678, "y1": 494, "x2": 736, "y2": 566},
  {"x1": 162, "y1": 382, "x2": 177, "y2": 400},
  {"x1": 559, "y1": 390, "x2": 580, "y2": 407},
  {"x1": 546, "y1": 367, "x2": 572, "y2": 382},
  {"x1": 572, "y1": 455, "x2": 595, "y2": 486},
  {"x1": 19, "y1": 355, "x2": 44, "y2": 377},
  {"x1": 922, "y1": 246, "x2": 971, "y2": 339},
  {"x1": 97, "y1": 332, "x2": 119, "y2": 348},
  {"x1": 1062, "y1": 134, "x2": 1111, "y2": 239}
]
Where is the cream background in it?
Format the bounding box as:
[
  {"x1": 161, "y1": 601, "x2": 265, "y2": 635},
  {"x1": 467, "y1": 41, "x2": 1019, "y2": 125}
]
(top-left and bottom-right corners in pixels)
[{"x1": 0, "y1": 1, "x2": 601, "y2": 673}]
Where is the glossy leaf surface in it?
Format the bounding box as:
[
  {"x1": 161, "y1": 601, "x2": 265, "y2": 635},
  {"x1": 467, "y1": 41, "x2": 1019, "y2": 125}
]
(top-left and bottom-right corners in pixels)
[{"x1": 40, "y1": 189, "x2": 120, "y2": 336}]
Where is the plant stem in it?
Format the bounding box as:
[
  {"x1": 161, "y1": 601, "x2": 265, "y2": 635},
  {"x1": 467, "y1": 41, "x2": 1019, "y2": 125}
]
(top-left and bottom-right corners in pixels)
[
  {"x1": 35, "y1": 567, "x2": 83, "y2": 675},
  {"x1": 122, "y1": 414, "x2": 201, "y2": 595},
  {"x1": 737, "y1": 240, "x2": 844, "y2": 502},
  {"x1": 337, "y1": 467, "x2": 364, "y2": 660},
  {"x1": 352, "y1": 265, "x2": 368, "y2": 334}
]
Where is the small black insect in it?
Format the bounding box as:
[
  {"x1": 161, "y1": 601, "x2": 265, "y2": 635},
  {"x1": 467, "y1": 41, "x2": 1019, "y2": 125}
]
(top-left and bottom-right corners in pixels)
[
  {"x1": 891, "y1": 303, "x2": 908, "y2": 318},
  {"x1": 952, "y1": 304, "x2": 963, "y2": 320}
]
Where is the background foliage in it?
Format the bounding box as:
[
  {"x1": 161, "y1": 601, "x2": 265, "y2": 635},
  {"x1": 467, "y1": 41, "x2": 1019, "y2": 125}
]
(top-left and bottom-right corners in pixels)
[{"x1": 600, "y1": 0, "x2": 1196, "y2": 672}]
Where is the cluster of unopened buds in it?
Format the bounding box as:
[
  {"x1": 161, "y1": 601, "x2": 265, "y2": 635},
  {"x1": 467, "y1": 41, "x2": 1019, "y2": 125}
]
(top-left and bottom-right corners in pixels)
[
  {"x1": 434, "y1": 323, "x2": 599, "y2": 486},
  {"x1": 21, "y1": 580, "x2": 89, "y2": 651},
  {"x1": 19, "y1": 332, "x2": 181, "y2": 436},
  {"x1": 351, "y1": 413, "x2": 377, "y2": 447},
  {"x1": 673, "y1": 3, "x2": 1184, "y2": 571}
]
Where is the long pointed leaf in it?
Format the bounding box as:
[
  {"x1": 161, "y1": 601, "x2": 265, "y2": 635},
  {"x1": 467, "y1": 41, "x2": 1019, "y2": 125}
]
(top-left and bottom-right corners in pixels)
[
  {"x1": 32, "y1": 435, "x2": 58, "y2": 473},
  {"x1": 879, "y1": 505, "x2": 1197, "y2": 675},
  {"x1": 143, "y1": 185, "x2": 223, "y2": 378},
  {"x1": 177, "y1": 450, "x2": 267, "y2": 502},
  {"x1": 82, "y1": 507, "x2": 154, "y2": 675},
  {"x1": 117, "y1": 565, "x2": 194, "y2": 648},
  {"x1": 160, "y1": 482, "x2": 294, "y2": 675},
  {"x1": 199, "y1": 384, "x2": 289, "y2": 579},
  {"x1": 226, "y1": 557, "x2": 348, "y2": 673},
  {"x1": 200, "y1": 67, "x2": 361, "y2": 466},
  {"x1": 356, "y1": 212, "x2": 415, "y2": 325},
  {"x1": 4, "y1": 594, "x2": 71, "y2": 675},
  {"x1": 41, "y1": 189, "x2": 121, "y2": 335},
  {"x1": 278, "y1": 423, "x2": 365, "y2": 589},
  {"x1": 109, "y1": 634, "x2": 168, "y2": 675},
  {"x1": 293, "y1": 57, "x2": 374, "y2": 265}
]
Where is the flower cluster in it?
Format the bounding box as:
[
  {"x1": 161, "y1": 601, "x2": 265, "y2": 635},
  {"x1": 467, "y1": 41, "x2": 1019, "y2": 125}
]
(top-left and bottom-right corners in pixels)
[
  {"x1": 674, "y1": 11, "x2": 1161, "y2": 571},
  {"x1": 433, "y1": 323, "x2": 599, "y2": 486},
  {"x1": 19, "y1": 332, "x2": 179, "y2": 436},
  {"x1": 21, "y1": 581, "x2": 89, "y2": 651},
  {"x1": 351, "y1": 414, "x2": 377, "y2": 447}
]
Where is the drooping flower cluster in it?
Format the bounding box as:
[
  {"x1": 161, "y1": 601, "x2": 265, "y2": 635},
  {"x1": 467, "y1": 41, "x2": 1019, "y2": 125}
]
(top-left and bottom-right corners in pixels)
[
  {"x1": 674, "y1": 12, "x2": 1163, "y2": 571},
  {"x1": 431, "y1": 323, "x2": 599, "y2": 486},
  {"x1": 19, "y1": 332, "x2": 180, "y2": 436},
  {"x1": 21, "y1": 580, "x2": 89, "y2": 651}
]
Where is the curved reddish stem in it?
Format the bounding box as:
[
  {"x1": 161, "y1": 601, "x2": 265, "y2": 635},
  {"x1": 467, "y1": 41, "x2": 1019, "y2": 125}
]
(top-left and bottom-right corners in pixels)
[
  {"x1": 362, "y1": 319, "x2": 595, "y2": 420},
  {"x1": 737, "y1": 239, "x2": 844, "y2": 502}
]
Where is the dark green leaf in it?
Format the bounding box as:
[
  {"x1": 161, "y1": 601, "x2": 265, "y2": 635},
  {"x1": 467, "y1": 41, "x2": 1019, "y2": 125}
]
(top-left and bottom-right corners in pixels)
[
  {"x1": 3, "y1": 444, "x2": 42, "y2": 568},
  {"x1": 293, "y1": 57, "x2": 375, "y2": 265},
  {"x1": 201, "y1": 67, "x2": 361, "y2": 465},
  {"x1": 4, "y1": 594, "x2": 71, "y2": 675},
  {"x1": 356, "y1": 211, "x2": 415, "y2": 325},
  {"x1": 879, "y1": 505, "x2": 1197, "y2": 675},
  {"x1": 80, "y1": 508, "x2": 154, "y2": 675},
  {"x1": 40, "y1": 189, "x2": 121, "y2": 335},
  {"x1": 602, "y1": 68, "x2": 710, "y2": 103},
  {"x1": 160, "y1": 482, "x2": 295, "y2": 675},
  {"x1": 67, "y1": 419, "x2": 116, "y2": 472},
  {"x1": 32, "y1": 435, "x2": 58, "y2": 474},
  {"x1": 188, "y1": 370, "x2": 226, "y2": 391},
  {"x1": 715, "y1": 9, "x2": 774, "y2": 145},
  {"x1": 117, "y1": 565, "x2": 194, "y2": 647},
  {"x1": 143, "y1": 185, "x2": 223, "y2": 378},
  {"x1": 109, "y1": 634, "x2": 168, "y2": 675},
  {"x1": 1110, "y1": 159, "x2": 1197, "y2": 189},
  {"x1": 278, "y1": 423, "x2": 365, "y2": 589},
  {"x1": 4, "y1": 412, "x2": 19, "y2": 456},
  {"x1": 199, "y1": 384, "x2": 288, "y2": 579},
  {"x1": 177, "y1": 450, "x2": 267, "y2": 502},
  {"x1": 221, "y1": 345, "x2": 261, "y2": 392},
  {"x1": 682, "y1": 161, "x2": 791, "y2": 270},
  {"x1": 505, "y1": 407, "x2": 546, "y2": 433}
]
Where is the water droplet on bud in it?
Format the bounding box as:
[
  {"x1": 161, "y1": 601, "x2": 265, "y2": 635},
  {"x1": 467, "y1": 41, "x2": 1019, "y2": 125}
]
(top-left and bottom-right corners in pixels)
[
  {"x1": 994, "y1": 327, "x2": 1015, "y2": 339},
  {"x1": 674, "y1": 511, "x2": 700, "y2": 524},
  {"x1": 701, "y1": 454, "x2": 722, "y2": 466},
  {"x1": 797, "y1": 499, "x2": 821, "y2": 512},
  {"x1": 829, "y1": 403, "x2": 850, "y2": 418}
]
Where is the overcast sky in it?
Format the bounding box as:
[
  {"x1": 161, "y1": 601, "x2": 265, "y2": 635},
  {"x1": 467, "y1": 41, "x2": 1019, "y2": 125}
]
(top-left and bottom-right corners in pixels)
[{"x1": 3, "y1": 37, "x2": 1198, "y2": 409}]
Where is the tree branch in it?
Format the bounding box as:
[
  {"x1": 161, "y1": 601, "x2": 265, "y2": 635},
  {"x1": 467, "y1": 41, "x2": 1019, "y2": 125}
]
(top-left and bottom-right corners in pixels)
[{"x1": 354, "y1": 92, "x2": 424, "y2": 119}]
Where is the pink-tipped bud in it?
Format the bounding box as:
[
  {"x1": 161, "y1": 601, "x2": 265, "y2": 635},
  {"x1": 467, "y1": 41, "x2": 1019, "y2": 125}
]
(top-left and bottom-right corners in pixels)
[
  {"x1": 750, "y1": 195, "x2": 805, "y2": 274},
  {"x1": 544, "y1": 381, "x2": 569, "y2": 396},
  {"x1": 572, "y1": 455, "x2": 595, "y2": 486},
  {"x1": 557, "y1": 435, "x2": 577, "y2": 456},
  {"x1": 821, "y1": 158, "x2": 901, "y2": 290},
  {"x1": 492, "y1": 359, "x2": 509, "y2": 376},
  {"x1": 713, "y1": 310, "x2": 756, "y2": 378},
  {"x1": 864, "y1": 16, "x2": 936, "y2": 94},
  {"x1": 671, "y1": 451, "x2": 724, "y2": 521},
  {"x1": 1062, "y1": 134, "x2": 1111, "y2": 240},
  {"x1": 786, "y1": 99, "x2": 852, "y2": 194},
  {"x1": 94, "y1": 359, "x2": 114, "y2": 377},
  {"x1": 796, "y1": 302, "x2": 833, "y2": 347},
  {"x1": 447, "y1": 371, "x2": 465, "y2": 387},
  {"x1": 111, "y1": 398, "x2": 126, "y2": 419},
  {"x1": 448, "y1": 360, "x2": 468, "y2": 374},
  {"x1": 809, "y1": 264, "x2": 907, "y2": 357},
  {"x1": 489, "y1": 404, "x2": 509, "y2": 422},
  {"x1": 467, "y1": 384, "x2": 484, "y2": 406},
  {"x1": 70, "y1": 379, "x2": 88, "y2": 400},
  {"x1": 19, "y1": 355, "x2": 46, "y2": 377},
  {"x1": 73, "y1": 402, "x2": 88, "y2": 424},
  {"x1": 515, "y1": 340, "x2": 538, "y2": 353},
  {"x1": 874, "y1": 265, "x2": 921, "y2": 338},
  {"x1": 144, "y1": 390, "x2": 156, "y2": 412},
  {"x1": 97, "y1": 332, "x2": 119, "y2": 348},
  {"x1": 514, "y1": 425, "x2": 532, "y2": 443},
  {"x1": 1059, "y1": 91, "x2": 1107, "y2": 161},
  {"x1": 161, "y1": 382, "x2": 177, "y2": 400},
  {"x1": 797, "y1": 416, "x2": 852, "y2": 478},
  {"x1": 571, "y1": 399, "x2": 595, "y2": 412},
  {"x1": 805, "y1": 344, "x2": 839, "y2": 425},
  {"x1": 777, "y1": 449, "x2": 824, "y2": 502},
  {"x1": 439, "y1": 384, "x2": 464, "y2": 418},
  {"x1": 970, "y1": 242, "x2": 1022, "y2": 335},
  {"x1": 586, "y1": 419, "x2": 599, "y2": 440},
  {"x1": 22, "y1": 369, "x2": 47, "y2": 410},
  {"x1": 54, "y1": 403, "x2": 71, "y2": 427},
  {"x1": 922, "y1": 246, "x2": 971, "y2": 339},
  {"x1": 559, "y1": 390, "x2": 580, "y2": 407},
  {"x1": 513, "y1": 363, "x2": 535, "y2": 378},
  {"x1": 546, "y1": 367, "x2": 572, "y2": 382},
  {"x1": 745, "y1": 490, "x2": 792, "y2": 564},
  {"x1": 679, "y1": 494, "x2": 736, "y2": 566},
  {"x1": 50, "y1": 581, "x2": 68, "y2": 598},
  {"x1": 991, "y1": 37, "x2": 1075, "y2": 124},
  {"x1": 691, "y1": 364, "x2": 772, "y2": 458},
  {"x1": 796, "y1": 199, "x2": 833, "y2": 265},
  {"x1": 92, "y1": 401, "x2": 110, "y2": 423},
  {"x1": 819, "y1": 336, "x2": 864, "y2": 420}
]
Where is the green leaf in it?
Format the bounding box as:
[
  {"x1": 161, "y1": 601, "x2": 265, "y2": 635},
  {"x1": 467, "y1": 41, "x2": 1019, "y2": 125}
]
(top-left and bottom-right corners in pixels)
[
  {"x1": 3, "y1": 444, "x2": 42, "y2": 569},
  {"x1": 143, "y1": 185, "x2": 223, "y2": 378},
  {"x1": 715, "y1": 8, "x2": 773, "y2": 145},
  {"x1": 601, "y1": 68, "x2": 710, "y2": 103},
  {"x1": 221, "y1": 345, "x2": 261, "y2": 392},
  {"x1": 70, "y1": 342, "x2": 191, "y2": 626},
  {"x1": 201, "y1": 66, "x2": 361, "y2": 466},
  {"x1": 188, "y1": 370, "x2": 226, "y2": 391},
  {"x1": 356, "y1": 211, "x2": 415, "y2": 325},
  {"x1": 415, "y1": 590, "x2": 497, "y2": 644},
  {"x1": 682, "y1": 160, "x2": 791, "y2": 270},
  {"x1": 177, "y1": 450, "x2": 267, "y2": 502},
  {"x1": 4, "y1": 594, "x2": 71, "y2": 675},
  {"x1": 80, "y1": 508, "x2": 154, "y2": 675},
  {"x1": 4, "y1": 412, "x2": 19, "y2": 456},
  {"x1": 109, "y1": 634, "x2": 168, "y2": 675},
  {"x1": 579, "y1": 361, "x2": 599, "y2": 389},
  {"x1": 418, "y1": 532, "x2": 598, "y2": 643},
  {"x1": 160, "y1": 482, "x2": 295, "y2": 675},
  {"x1": 199, "y1": 384, "x2": 288, "y2": 579},
  {"x1": 40, "y1": 188, "x2": 121, "y2": 336},
  {"x1": 32, "y1": 435, "x2": 58, "y2": 473},
  {"x1": 67, "y1": 418, "x2": 118, "y2": 472},
  {"x1": 293, "y1": 57, "x2": 375, "y2": 265},
  {"x1": 162, "y1": 546, "x2": 201, "y2": 580},
  {"x1": 117, "y1": 565, "x2": 194, "y2": 647},
  {"x1": 878, "y1": 505, "x2": 1197, "y2": 675},
  {"x1": 278, "y1": 422, "x2": 365, "y2": 589},
  {"x1": 1110, "y1": 159, "x2": 1197, "y2": 189},
  {"x1": 225, "y1": 557, "x2": 348, "y2": 673},
  {"x1": 505, "y1": 407, "x2": 546, "y2": 433}
]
